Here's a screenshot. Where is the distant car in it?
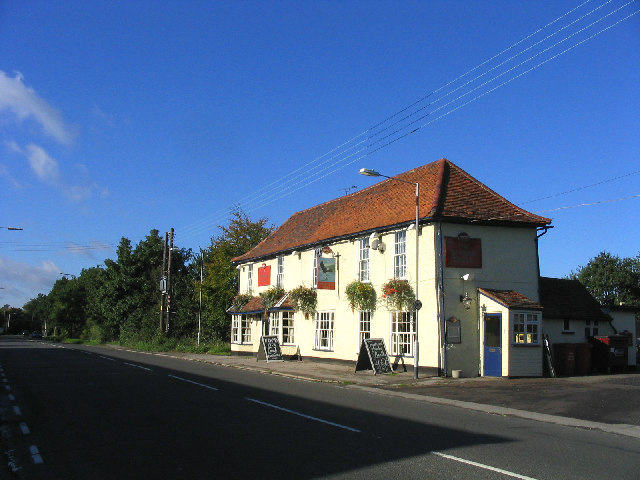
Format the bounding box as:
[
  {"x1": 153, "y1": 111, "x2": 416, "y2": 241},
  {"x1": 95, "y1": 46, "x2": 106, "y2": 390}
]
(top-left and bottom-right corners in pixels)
[
  {"x1": 30, "y1": 331, "x2": 42, "y2": 339},
  {"x1": 22, "y1": 330, "x2": 30, "y2": 337}
]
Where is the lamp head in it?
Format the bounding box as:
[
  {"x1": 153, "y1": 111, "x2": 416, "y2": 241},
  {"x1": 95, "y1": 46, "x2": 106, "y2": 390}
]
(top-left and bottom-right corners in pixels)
[{"x1": 359, "y1": 168, "x2": 381, "y2": 177}]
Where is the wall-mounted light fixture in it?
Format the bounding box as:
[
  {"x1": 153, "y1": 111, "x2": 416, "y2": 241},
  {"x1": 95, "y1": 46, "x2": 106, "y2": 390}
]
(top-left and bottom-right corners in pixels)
[{"x1": 460, "y1": 273, "x2": 473, "y2": 310}]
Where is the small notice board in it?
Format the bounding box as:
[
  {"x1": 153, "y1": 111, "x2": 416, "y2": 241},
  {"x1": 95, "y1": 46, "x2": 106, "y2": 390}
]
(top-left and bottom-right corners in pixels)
[
  {"x1": 355, "y1": 338, "x2": 393, "y2": 375},
  {"x1": 257, "y1": 335, "x2": 283, "y2": 362}
]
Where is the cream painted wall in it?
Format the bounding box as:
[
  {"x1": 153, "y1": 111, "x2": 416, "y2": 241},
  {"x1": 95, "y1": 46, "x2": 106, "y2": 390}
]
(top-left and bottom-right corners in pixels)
[
  {"x1": 232, "y1": 222, "x2": 543, "y2": 378},
  {"x1": 439, "y1": 224, "x2": 541, "y2": 377}
]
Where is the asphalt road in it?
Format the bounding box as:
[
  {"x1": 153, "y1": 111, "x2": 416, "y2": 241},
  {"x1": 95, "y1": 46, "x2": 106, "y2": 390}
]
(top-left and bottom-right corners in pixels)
[{"x1": 1, "y1": 337, "x2": 639, "y2": 479}]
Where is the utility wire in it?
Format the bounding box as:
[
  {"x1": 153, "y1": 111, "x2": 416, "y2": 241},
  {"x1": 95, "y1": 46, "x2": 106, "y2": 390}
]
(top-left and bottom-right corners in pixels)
[
  {"x1": 178, "y1": 1, "x2": 638, "y2": 242},
  {"x1": 535, "y1": 193, "x2": 640, "y2": 213},
  {"x1": 521, "y1": 169, "x2": 640, "y2": 204},
  {"x1": 180, "y1": 1, "x2": 599, "y2": 239}
]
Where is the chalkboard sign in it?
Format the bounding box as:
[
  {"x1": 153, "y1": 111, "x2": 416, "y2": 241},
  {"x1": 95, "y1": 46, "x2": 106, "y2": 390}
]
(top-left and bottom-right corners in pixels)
[
  {"x1": 257, "y1": 336, "x2": 283, "y2": 362},
  {"x1": 355, "y1": 338, "x2": 393, "y2": 375}
]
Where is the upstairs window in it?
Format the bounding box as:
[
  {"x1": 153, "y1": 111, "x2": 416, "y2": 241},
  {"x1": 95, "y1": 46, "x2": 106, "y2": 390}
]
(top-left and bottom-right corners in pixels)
[
  {"x1": 585, "y1": 319, "x2": 599, "y2": 337},
  {"x1": 359, "y1": 237, "x2": 370, "y2": 282},
  {"x1": 276, "y1": 255, "x2": 284, "y2": 287},
  {"x1": 247, "y1": 264, "x2": 253, "y2": 294},
  {"x1": 313, "y1": 248, "x2": 322, "y2": 288},
  {"x1": 394, "y1": 231, "x2": 407, "y2": 279}
]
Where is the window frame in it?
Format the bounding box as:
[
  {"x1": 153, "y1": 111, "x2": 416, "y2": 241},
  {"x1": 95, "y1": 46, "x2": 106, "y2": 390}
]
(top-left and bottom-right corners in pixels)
[
  {"x1": 390, "y1": 310, "x2": 414, "y2": 357},
  {"x1": 232, "y1": 314, "x2": 253, "y2": 345},
  {"x1": 512, "y1": 311, "x2": 540, "y2": 345},
  {"x1": 282, "y1": 311, "x2": 295, "y2": 345},
  {"x1": 247, "y1": 264, "x2": 253, "y2": 294},
  {"x1": 314, "y1": 311, "x2": 334, "y2": 351},
  {"x1": 313, "y1": 248, "x2": 322, "y2": 288},
  {"x1": 358, "y1": 310, "x2": 372, "y2": 349},
  {"x1": 359, "y1": 237, "x2": 370, "y2": 282},
  {"x1": 276, "y1": 255, "x2": 284, "y2": 288},
  {"x1": 393, "y1": 230, "x2": 407, "y2": 279}
]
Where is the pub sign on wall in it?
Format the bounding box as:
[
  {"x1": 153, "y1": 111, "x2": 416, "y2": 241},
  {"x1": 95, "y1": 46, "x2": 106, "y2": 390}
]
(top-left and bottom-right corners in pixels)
[{"x1": 444, "y1": 233, "x2": 482, "y2": 268}]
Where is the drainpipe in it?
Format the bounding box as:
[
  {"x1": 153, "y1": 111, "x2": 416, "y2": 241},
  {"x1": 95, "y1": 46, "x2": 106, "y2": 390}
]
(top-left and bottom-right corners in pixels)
[{"x1": 437, "y1": 222, "x2": 447, "y2": 376}]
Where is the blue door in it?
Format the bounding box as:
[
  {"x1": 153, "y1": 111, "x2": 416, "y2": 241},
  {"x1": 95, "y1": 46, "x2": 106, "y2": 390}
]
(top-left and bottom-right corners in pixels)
[{"x1": 483, "y1": 314, "x2": 502, "y2": 376}]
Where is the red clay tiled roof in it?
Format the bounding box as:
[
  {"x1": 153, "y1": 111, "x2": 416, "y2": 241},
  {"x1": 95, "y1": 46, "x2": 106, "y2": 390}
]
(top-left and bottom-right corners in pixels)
[
  {"x1": 478, "y1": 288, "x2": 543, "y2": 310},
  {"x1": 538, "y1": 277, "x2": 611, "y2": 322},
  {"x1": 233, "y1": 159, "x2": 551, "y2": 263}
]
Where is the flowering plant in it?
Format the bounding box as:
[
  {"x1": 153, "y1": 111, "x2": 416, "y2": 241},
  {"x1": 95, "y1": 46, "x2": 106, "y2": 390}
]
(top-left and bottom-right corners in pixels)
[
  {"x1": 381, "y1": 278, "x2": 415, "y2": 311},
  {"x1": 345, "y1": 280, "x2": 377, "y2": 312},
  {"x1": 288, "y1": 285, "x2": 317, "y2": 318}
]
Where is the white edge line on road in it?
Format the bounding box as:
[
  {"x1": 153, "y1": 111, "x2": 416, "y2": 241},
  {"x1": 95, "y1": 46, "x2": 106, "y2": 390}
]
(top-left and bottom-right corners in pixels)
[
  {"x1": 245, "y1": 397, "x2": 361, "y2": 433},
  {"x1": 432, "y1": 451, "x2": 538, "y2": 480},
  {"x1": 29, "y1": 445, "x2": 43, "y2": 464},
  {"x1": 124, "y1": 362, "x2": 152, "y2": 371},
  {"x1": 168, "y1": 375, "x2": 219, "y2": 391},
  {"x1": 98, "y1": 355, "x2": 116, "y2": 361}
]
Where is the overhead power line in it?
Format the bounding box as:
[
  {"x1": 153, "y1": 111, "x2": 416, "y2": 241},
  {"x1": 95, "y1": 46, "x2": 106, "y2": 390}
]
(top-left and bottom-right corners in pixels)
[
  {"x1": 178, "y1": 0, "x2": 639, "y2": 242},
  {"x1": 534, "y1": 193, "x2": 640, "y2": 213}
]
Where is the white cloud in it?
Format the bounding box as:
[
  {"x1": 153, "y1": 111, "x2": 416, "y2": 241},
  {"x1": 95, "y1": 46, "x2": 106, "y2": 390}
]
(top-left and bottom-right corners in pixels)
[
  {"x1": 0, "y1": 71, "x2": 76, "y2": 145},
  {"x1": 25, "y1": 144, "x2": 62, "y2": 185},
  {"x1": 6, "y1": 142, "x2": 108, "y2": 203},
  {"x1": 0, "y1": 256, "x2": 61, "y2": 307}
]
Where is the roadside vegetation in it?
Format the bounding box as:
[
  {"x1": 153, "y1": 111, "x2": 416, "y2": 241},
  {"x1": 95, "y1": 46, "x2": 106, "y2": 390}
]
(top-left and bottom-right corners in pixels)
[{"x1": 3, "y1": 208, "x2": 272, "y2": 356}]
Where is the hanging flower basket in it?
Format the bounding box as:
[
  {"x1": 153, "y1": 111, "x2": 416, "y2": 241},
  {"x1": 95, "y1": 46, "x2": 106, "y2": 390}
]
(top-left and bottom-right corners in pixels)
[
  {"x1": 259, "y1": 286, "x2": 285, "y2": 316},
  {"x1": 345, "y1": 280, "x2": 377, "y2": 312},
  {"x1": 231, "y1": 293, "x2": 252, "y2": 311},
  {"x1": 381, "y1": 278, "x2": 415, "y2": 311},
  {"x1": 288, "y1": 285, "x2": 317, "y2": 319}
]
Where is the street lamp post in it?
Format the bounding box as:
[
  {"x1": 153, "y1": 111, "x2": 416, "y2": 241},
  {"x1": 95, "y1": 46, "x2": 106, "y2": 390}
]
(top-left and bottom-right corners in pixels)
[
  {"x1": 359, "y1": 168, "x2": 421, "y2": 379},
  {"x1": 0, "y1": 226, "x2": 23, "y2": 231}
]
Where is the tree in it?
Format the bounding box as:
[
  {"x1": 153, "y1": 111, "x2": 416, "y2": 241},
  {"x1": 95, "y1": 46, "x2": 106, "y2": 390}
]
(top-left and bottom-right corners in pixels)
[
  {"x1": 571, "y1": 251, "x2": 640, "y2": 307},
  {"x1": 202, "y1": 207, "x2": 273, "y2": 341}
]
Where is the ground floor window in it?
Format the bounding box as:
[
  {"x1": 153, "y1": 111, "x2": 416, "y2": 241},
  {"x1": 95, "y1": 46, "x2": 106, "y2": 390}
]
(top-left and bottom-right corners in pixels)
[
  {"x1": 282, "y1": 311, "x2": 295, "y2": 345},
  {"x1": 232, "y1": 314, "x2": 253, "y2": 344},
  {"x1": 359, "y1": 311, "x2": 371, "y2": 348},
  {"x1": 513, "y1": 312, "x2": 540, "y2": 344},
  {"x1": 390, "y1": 311, "x2": 414, "y2": 356},
  {"x1": 269, "y1": 311, "x2": 295, "y2": 345},
  {"x1": 314, "y1": 311, "x2": 334, "y2": 351}
]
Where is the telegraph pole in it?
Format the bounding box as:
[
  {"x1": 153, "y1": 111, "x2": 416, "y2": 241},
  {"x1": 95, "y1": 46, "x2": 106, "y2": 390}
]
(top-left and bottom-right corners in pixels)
[
  {"x1": 166, "y1": 228, "x2": 174, "y2": 333},
  {"x1": 160, "y1": 231, "x2": 168, "y2": 331}
]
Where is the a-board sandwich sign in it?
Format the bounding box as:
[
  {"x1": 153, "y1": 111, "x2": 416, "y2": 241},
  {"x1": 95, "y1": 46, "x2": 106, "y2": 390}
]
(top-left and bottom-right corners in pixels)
[
  {"x1": 355, "y1": 338, "x2": 393, "y2": 375},
  {"x1": 257, "y1": 335, "x2": 283, "y2": 362}
]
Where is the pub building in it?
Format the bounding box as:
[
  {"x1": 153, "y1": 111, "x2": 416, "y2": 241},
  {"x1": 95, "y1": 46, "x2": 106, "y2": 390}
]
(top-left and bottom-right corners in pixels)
[{"x1": 228, "y1": 158, "x2": 553, "y2": 377}]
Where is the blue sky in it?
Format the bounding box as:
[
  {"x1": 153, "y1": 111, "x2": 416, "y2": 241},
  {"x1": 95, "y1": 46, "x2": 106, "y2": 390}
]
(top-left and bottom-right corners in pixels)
[{"x1": 1, "y1": 0, "x2": 639, "y2": 308}]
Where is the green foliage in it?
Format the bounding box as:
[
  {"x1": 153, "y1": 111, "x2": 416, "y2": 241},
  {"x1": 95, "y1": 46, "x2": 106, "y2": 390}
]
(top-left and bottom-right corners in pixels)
[
  {"x1": 381, "y1": 278, "x2": 415, "y2": 311},
  {"x1": 345, "y1": 280, "x2": 377, "y2": 312},
  {"x1": 570, "y1": 251, "x2": 640, "y2": 307},
  {"x1": 231, "y1": 293, "x2": 252, "y2": 311},
  {"x1": 259, "y1": 286, "x2": 285, "y2": 313},
  {"x1": 201, "y1": 207, "x2": 273, "y2": 340},
  {"x1": 289, "y1": 285, "x2": 317, "y2": 318}
]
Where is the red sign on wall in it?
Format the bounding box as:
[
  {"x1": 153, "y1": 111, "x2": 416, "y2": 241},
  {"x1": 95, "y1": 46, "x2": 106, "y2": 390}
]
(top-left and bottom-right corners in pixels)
[
  {"x1": 258, "y1": 264, "x2": 271, "y2": 286},
  {"x1": 444, "y1": 236, "x2": 482, "y2": 268}
]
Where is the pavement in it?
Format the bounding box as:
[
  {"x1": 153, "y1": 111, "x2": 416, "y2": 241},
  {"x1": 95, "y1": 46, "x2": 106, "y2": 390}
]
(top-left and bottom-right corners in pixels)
[{"x1": 147, "y1": 349, "x2": 640, "y2": 439}]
